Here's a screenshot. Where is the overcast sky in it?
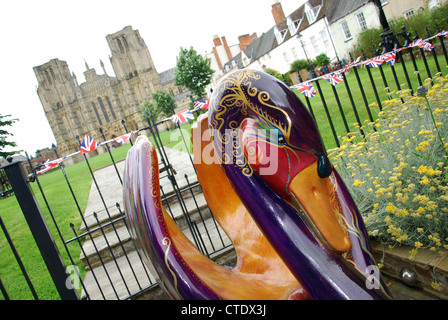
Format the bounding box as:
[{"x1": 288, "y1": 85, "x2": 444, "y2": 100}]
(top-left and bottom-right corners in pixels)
[{"x1": 0, "y1": 0, "x2": 305, "y2": 156}]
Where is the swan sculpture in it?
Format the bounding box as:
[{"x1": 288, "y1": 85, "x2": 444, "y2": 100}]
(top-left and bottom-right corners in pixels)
[{"x1": 123, "y1": 70, "x2": 391, "y2": 300}]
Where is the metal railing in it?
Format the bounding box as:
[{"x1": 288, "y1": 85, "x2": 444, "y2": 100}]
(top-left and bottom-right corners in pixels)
[{"x1": 1, "y1": 26, "x2": 447, "y2": 300}]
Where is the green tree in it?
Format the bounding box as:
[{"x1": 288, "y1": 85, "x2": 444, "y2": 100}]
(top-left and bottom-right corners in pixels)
[
  {"x1": 174, "y1": 46, "x2": 214, "y2": 99},
  {"x1": 0, "y1": 114, "x2": 20, "y2": 158},
  {"x1": 314, "y1": 53, "x2": 331, "y2": 67},
  {"x1": 141, "y1": 91, "x2": 177, "y2": 121}
]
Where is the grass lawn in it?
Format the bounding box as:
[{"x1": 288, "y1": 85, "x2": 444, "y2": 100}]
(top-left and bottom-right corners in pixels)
[
  {"x1": 1, "y1": 52, "x2": 447, "y2": 300},
  {"x1": 293, "y1": 55, "x2": 448, "y2": 150}
]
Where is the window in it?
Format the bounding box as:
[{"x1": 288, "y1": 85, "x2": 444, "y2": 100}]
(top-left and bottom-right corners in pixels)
[
  {"x1": 341, "y1": 21, "x2": 352, "y2": 40},
  {"x1": 122, "y1": 37, "x2": 129, "y2": 51},
  {"x1": 404, "y1": 9, "x2": 414, "y2": 19},
  {"x1": 117, "y1": 39, "x2": 124, "y2": 53},
  {"x1": 356, "y1": 12, "x2": 368, "y2": 31},
  {"x1": 428, "y1": 0, "x2": 440, "y2": 9},
  {"x1": 287, "y1": 17, "x2": 302, "y2": 35},
  {"x1": 274, "y1": 27, "x2": 287, "y2": 45},
  {"x1": 292, "y1": 47, "x2": 298, "y2": 59},
  {"x1": 305, "y1": 5, "x2": 321, "y2": 24},
  {"x1": 91, "y1": 102, "x2": 103, "y2": 126},
  {"x1": 310, "y1": 36, "x2": 320, "y2": 54},
  {"x1": 283, "y1": 52, "x2": 290, "y2": 64},
  {"x1": 106, "y1": 96, "x2": 117, "y2": 120},
  {"x1": 98, "y1": 97, "x2": 110, "y2": 123}
]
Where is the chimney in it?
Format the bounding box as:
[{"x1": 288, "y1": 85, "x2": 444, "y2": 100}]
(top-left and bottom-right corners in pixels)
[
  {"x1": 272, "y1": 0, "x2": 286, "y2": 25},
  {"x1": 221, "y1": 36, "x2": 233, "y2": 60},
  {"x1": 238, "y1": 33, "x2": 258, "y2": 51},
  {"x1": 213, "y1": 35, "x2": 222, "y2": 47}
]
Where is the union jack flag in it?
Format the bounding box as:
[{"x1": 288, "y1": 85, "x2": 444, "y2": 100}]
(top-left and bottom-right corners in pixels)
[
  {"x1": 409, "y1": 38, "x2": 434, "y2": 51},
  {"x1": 351, "y1": 56, "x2": 361, "y2": 65},
  {"x1": 37, "y1": 157, "x2": 66, "y2": 174},
  {"x1": 363, "y1": 56, "x2": 384, "y2": 68},
  {"x1": 80, "y1": 135, "x2": 100, "y2": 153},
  {"x1": 113, "y1": 132, "x2": 135, "y2": 144},
  {"x1": 436, "y1": 30, "x2": 448, "y2": 37},
  {"x1": 382, "y1": 50, "x2": 396, "y2": 66},
  {"x1": 170, "y1": 109, "x2": 195, "y2": 124},
  {"x1": 193, "y1": 100, "x2": 209, "y2": 111},
  {"x1": 323, "y1": 73, "x2": 344, "y2": 86},
  {"x1": 291, "y1": 82, "x2": 316, "y2": 98},
  {"x1": 336, "y1": 56, "x2": 361, "y2": 74}
]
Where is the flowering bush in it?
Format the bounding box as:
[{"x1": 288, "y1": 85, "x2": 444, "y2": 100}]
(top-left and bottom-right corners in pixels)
[{"x1": 328, "y1": 74, "x2": 448, "y2": 260}]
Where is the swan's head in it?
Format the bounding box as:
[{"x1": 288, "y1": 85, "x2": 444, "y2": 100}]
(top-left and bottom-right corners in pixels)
[{"x1": 209, "y1": 70, "x2": 351, "y2": 254}]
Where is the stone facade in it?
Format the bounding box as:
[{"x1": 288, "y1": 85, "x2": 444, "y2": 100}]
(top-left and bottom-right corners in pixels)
[{"x1": 34, "y1": 26, "x2": 190, "y2": 164}]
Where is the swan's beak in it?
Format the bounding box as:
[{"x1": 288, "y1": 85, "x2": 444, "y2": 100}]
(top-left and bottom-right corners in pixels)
[{"x1": 289, "y1": 161, "x2": 352, "y2": 254}]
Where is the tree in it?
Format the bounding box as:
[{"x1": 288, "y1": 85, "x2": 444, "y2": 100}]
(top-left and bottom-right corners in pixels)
[
  {"x1": 174, "y1": 46, "x2": 214, "y2": 99},
  {"x1": 0, "y1": 114, "x2": 20, "y2": 158},
  {"x1": 141, "y1": 91, "x2": 177, "y2": 121}
]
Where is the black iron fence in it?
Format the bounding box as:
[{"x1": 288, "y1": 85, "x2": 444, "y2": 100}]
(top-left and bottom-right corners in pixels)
[
  {"x1": 1, "y1": 26, "x2": 447, "y2": 300},
  {"x1": 293, "y1": 25, "x2": 448, "y2": 150}
]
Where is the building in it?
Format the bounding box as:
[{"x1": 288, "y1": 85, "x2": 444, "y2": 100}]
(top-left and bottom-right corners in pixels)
[
  {"x1": 380, "y1": 0, "x2": 447, "y2": 21},
  {"x1": 34, "y1": 26, "x2": 190, "y2": 164},
  {"x1": 205, "y1": 0, "x2": 446, "y2": 87}
]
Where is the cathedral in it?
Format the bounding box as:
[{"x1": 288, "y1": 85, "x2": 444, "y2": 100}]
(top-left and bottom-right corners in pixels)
[{"x1": 34, "y1": 26, "x2": 191, "y2": 164}]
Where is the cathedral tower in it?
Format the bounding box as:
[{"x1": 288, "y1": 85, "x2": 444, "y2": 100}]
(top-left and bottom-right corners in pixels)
[{"x1": 106, "y1": 26, "x2": 157, "y2": 81}]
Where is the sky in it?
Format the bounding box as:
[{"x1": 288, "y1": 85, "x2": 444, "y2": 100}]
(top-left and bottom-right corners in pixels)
[{"x1": 0, "y1": 0, "x2": 306, "y2": 157}]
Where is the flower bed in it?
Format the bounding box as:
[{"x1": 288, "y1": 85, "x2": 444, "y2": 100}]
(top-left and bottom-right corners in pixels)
[{"x1": 328, "y1": 74, "x2": 448, "y2": 294}]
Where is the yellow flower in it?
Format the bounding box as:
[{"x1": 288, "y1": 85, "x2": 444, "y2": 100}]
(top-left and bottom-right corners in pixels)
[
  {"x1": 415, "y1": 241, "x2": 423, "y2": 248},
  {"x1": 431, "y1": 282, "x2": 442, "y2": 291},
  {"x1": 417, "y1": 228, "x2": 424, "y2": 233},
  {"x1": 418, "y1": 129, "x2": 433, "y2": 135},
  {"x1": 420, "y1": 176, "x2": 431, "y2": 185},
  {"x1": 353, "y1": 179, "x2": 367, "y2": 187}
]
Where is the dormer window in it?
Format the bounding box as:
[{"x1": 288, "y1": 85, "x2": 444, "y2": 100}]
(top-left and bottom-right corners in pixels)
[
  {"x1": 305, "y1": 4, "x2": 321, "y2": 24},
  {"x1": 274, "y1": 26, "x2": 288, "y2": 45},
  {"x1": 287, "y1": 17, "x2": 302, "y2": 35}
]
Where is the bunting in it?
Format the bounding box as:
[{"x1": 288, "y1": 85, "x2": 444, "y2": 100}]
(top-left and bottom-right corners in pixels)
[
  {"x1": 291, "y1": 82, "x2": 316, "y2": 98},
  {"x1": 113, "y1": 132, "x2": 134, "y2": 144},
  {"x1": 288, "y1": 30, "x2": 447, "y2": 97},
  {"x1": 193, "y1": 100, "x2": 210, "y2": 111},
  {"x1": 323, "y1": 73, "x2": 344, "y2": 86},
  {"x1": 80, "y1": 135, "x2": 99, "y2": 153},
  {"x1": 34, "y1": 30, "x2": 447, "y2": 175},
  {"x1": 36, "y1": 157, "x2": 66, "y2": 175},
  {"x1": 382, "y1": 50, "x2": 396, "y2": 66},
  {"x1": 170, "y1": 109, "x2": 195, "y2": 124},
  {"x1": 408, "y1": 38, "x2": 434, "y2": 51},
  {"x1": 362, "y1": 56, "x2": 384, "y2": 68}
]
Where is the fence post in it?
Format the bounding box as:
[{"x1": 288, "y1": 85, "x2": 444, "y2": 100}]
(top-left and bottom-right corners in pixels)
[{"x1": 2, "y1": 157, "x2": 79, "y2": 300}]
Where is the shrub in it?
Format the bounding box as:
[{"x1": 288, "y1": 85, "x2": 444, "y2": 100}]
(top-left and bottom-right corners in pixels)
[
  {"x1": 314, "y1": 53, "x2": 331, "y2": 67},
  {"x1": 291, "y1": 59, "x2": 310, "y2": 72},
  {"x1": 328, "y1": 74, "x2": 448, "y2": 260}
]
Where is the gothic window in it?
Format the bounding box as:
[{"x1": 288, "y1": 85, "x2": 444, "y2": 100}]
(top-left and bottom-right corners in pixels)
[
  {"x1": 50, "y1": 68, "x2": 56, "y2": 83},
  {"x1": 117, "y1": 39, "x2": 124, "y2": 53},
  {"x1": 122, "y1": 37, "x2": 129, "y2": 51},
  {"x1": 91, "y1": 102, "x2": 103, "y2": 125},
  {"x1": 45, "y1": 70, "x2": 52, "y2": 85},
  {"x1": 106, "y1": 96, "x2": 117, "y2": 120},
  {"x1": 98, "y1": 97, "x2": 110, "y2": 123}
]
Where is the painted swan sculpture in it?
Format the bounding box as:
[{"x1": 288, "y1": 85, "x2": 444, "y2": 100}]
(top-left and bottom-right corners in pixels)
[{"x1": 123, "y1": 70, "x2": 391, "y2": 300}]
